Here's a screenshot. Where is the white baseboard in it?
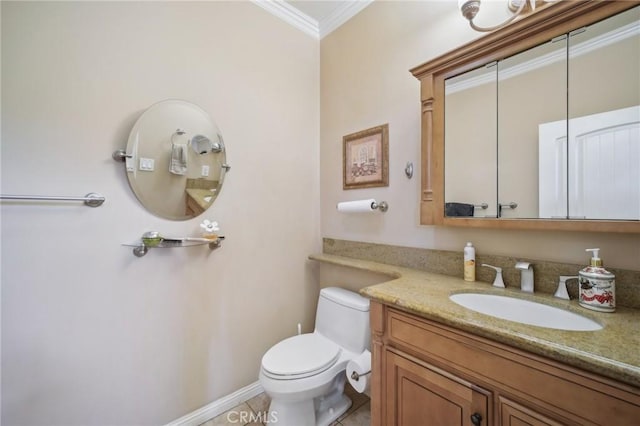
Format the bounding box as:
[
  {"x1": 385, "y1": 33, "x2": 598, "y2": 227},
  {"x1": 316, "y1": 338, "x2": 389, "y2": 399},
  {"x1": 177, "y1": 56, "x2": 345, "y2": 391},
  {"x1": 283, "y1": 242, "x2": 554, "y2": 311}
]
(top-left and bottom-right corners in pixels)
[{"x1": 166, "y1": 381, "x2": 265, "y2": 426}]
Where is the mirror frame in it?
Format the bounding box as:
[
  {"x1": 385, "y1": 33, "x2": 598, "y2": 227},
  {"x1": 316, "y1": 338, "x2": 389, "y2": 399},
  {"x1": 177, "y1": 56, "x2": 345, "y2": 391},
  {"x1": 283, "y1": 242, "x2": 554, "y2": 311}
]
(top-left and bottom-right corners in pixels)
[{"x1": 410, "y1": 0, "x2": 640, "y2": 233}]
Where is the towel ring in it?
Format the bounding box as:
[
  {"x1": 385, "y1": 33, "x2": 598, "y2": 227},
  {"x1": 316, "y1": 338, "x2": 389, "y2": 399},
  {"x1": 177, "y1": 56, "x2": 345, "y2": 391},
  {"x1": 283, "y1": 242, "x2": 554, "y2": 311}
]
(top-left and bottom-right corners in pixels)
[{"x1": 171, "y1": 129, "x2": 188, "y2": 145}]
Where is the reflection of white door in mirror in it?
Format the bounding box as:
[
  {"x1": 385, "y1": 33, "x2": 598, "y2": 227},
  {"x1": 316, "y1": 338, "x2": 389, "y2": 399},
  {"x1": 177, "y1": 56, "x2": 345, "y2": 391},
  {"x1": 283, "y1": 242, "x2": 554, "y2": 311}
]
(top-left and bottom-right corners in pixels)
[{"x1": 539, "y1": 105, "x2": 640, "y2": 220}]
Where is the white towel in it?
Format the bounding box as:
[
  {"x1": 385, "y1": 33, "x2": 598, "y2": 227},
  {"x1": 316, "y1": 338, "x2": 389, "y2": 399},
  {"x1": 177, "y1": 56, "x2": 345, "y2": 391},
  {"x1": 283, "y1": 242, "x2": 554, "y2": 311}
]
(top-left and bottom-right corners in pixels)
[{"x1": 169, "y1": 143, "x2": 187, "y2": 175}]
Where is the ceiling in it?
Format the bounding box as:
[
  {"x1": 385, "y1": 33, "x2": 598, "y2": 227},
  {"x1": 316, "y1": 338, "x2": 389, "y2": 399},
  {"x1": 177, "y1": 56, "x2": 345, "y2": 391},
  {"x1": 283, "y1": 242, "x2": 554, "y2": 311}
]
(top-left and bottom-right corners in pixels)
[{"x1": 252, "y1": 0, "x2": 373, "y2": 39}]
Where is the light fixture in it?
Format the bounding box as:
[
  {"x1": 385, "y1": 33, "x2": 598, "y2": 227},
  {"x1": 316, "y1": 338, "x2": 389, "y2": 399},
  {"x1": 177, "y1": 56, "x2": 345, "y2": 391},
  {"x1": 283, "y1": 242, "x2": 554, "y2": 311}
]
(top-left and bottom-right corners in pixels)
[{"x1": 458, "y1": 0, "x2": 548, "y2": 32}]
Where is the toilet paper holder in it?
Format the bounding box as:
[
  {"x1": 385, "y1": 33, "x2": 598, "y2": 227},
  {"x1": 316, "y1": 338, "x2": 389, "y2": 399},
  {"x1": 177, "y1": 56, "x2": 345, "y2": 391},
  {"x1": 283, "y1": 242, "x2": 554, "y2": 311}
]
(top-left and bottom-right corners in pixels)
[
  {"x1": 372, "y1": 201, "x2": 388, "y2": 212},
  {"x1": 350, "y1": 370, "x2": 371, "y2": 381},
  {"x1": 337, "y1": 199, "x2": 389, "y2": 213}
]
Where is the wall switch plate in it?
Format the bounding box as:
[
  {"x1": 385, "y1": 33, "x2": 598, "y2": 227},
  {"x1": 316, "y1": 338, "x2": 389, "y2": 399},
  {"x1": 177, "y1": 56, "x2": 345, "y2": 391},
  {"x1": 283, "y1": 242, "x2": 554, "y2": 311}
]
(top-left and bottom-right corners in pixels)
[
  {"x1": 201, "y1": 165, "x2": 210, "y2": 177},
  {"x1": 139, "y1": 158, "x2": 155, "y2": 171}
]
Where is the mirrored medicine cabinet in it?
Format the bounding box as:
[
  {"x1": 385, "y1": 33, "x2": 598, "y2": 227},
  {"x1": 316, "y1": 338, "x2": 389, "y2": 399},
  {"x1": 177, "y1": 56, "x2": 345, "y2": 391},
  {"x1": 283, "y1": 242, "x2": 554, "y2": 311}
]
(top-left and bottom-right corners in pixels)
[{"x1": 411, "y1": 1, "x2": 640, "y2": 233}]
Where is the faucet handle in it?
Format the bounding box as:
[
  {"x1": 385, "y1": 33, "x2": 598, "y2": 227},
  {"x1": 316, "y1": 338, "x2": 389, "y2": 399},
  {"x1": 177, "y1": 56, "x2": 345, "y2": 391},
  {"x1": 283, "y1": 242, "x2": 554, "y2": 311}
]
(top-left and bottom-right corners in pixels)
[
  {"x1": 482, "y1": 264, "x2": 505, "y2": 288},
  {"x1": 554, "y1": 276, "x2": 580, "y2": 300}
]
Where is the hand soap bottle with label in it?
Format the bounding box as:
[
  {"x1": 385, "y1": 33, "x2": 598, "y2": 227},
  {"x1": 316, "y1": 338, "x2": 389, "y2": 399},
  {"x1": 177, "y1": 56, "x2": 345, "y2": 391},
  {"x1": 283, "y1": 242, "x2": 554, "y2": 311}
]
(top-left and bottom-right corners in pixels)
[{"x1": 578, "y1": 248, "x2": 615, "y2": 312}]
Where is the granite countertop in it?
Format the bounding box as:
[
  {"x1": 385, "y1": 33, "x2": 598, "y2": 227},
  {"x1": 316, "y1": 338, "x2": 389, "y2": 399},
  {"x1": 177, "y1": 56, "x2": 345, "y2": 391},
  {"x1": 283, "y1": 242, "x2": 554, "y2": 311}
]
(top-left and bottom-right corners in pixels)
[{"x1": 309, "y1": 253, "x2": 640, "y2": 388}]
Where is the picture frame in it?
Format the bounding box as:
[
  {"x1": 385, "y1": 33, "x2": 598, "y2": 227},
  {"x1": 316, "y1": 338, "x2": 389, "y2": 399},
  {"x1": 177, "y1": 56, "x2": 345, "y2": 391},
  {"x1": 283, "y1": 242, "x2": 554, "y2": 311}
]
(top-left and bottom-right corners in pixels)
[{"x1": 343, "y1": 123, "x2": 389, "y2": 190}]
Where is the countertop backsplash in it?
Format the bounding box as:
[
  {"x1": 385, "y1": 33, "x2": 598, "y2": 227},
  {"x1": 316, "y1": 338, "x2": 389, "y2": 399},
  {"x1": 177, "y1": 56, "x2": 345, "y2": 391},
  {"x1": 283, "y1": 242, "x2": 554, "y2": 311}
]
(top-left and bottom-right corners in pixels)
[{"x1": 323, "y1": 238, "x2": 640, "y2": 310}]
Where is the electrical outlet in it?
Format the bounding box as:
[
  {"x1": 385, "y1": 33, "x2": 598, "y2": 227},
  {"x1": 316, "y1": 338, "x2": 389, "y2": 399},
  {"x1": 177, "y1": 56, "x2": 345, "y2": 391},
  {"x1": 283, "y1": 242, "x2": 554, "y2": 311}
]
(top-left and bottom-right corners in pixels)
[
  {"x1": 139, "y1": 158, "x2": 155, "y2": 171},
  {"x1": 201, "y1": 165, "x2": 210, "y2": 177}
]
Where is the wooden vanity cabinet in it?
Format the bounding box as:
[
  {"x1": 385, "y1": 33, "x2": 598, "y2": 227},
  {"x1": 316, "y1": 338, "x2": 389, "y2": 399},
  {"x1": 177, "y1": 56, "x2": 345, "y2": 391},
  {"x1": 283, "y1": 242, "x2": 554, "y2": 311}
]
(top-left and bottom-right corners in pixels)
[
  {"x1": 185, "y1": 193, "x2": 204, "y2": 216},
  {"x1": 385, "y1": 349, "x2": 490, "y2": 425},
  {"x1": 370, "y1": 301, "x2": 640, "y2": 426}
]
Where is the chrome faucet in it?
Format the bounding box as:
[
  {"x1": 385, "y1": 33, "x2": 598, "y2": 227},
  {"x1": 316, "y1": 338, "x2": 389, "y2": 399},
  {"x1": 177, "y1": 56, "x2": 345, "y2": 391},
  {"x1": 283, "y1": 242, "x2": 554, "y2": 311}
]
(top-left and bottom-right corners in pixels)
[
  {"x1": 554, "y1": 276, "x2": 579, "y2": 300},
  {"x1": 515, "y1": 262, "x2": 534, "y2": 293},
  {"x1": 481, "y1": 264, "x2": 505, "y2": 288}
]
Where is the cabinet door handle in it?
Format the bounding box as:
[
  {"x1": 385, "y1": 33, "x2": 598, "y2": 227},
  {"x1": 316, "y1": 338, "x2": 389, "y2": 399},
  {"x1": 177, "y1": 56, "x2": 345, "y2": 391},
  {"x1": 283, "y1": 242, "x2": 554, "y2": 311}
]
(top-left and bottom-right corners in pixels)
[{"x1": 470, "y1": 412, "x2": 483, "y2": 426}]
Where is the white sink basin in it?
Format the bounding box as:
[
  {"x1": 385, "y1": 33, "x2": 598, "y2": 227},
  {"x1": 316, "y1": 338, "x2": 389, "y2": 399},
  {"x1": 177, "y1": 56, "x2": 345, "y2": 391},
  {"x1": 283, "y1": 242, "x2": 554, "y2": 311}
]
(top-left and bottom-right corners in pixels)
[{"x1": 449, "y1": 293, "x2": 602, "y2": 331}]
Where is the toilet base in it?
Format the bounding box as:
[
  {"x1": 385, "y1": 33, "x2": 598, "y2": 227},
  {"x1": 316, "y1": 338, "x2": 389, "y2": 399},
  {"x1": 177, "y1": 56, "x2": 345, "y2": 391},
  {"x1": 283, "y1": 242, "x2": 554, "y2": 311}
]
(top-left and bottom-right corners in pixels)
[
  {"x1": 268, "y1": 394, "x2": 351, "y2": 426},
  {"x1": 266, "y1": 374, "x2": 352, "y2": 426},
  {"x1": 316, "y1": 393, "x2": 351, "y2": 426}
]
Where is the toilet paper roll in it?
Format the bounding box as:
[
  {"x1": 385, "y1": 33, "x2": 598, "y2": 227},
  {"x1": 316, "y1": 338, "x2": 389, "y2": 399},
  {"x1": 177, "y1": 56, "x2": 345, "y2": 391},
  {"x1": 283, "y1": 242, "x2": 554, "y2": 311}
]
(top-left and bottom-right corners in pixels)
[
  {"x1": 346, "y1": 350, "x2": 371, "y2": 394},
  {"x1": 337, "y1": 199, "x2": 376, "y2": 213}
]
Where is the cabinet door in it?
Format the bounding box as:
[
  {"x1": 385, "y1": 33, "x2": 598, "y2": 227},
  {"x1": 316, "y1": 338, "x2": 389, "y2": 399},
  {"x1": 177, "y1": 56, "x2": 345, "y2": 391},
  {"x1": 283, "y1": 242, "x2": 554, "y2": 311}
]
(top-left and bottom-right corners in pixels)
[
  {"x1": 385, "y1": 350, "x2": 490, "y2": 426},
  {"x1": 500, "y1": 397, "x2": 565, "y2": 426}
]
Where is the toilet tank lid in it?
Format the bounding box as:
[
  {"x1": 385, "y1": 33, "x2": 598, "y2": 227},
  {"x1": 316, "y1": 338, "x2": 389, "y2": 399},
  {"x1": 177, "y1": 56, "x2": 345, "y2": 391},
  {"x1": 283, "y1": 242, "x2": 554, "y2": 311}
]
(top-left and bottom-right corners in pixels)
[{"x1": 320, "y1": 287, "x2": 370, "y2": 312}]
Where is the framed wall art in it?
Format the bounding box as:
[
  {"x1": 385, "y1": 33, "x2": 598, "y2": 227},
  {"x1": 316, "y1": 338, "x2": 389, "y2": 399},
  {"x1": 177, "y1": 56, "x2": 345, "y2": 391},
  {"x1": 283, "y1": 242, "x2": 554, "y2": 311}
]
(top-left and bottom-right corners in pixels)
[{"x1": 343, "y1": 123, "x2": 389, "y2": 190}]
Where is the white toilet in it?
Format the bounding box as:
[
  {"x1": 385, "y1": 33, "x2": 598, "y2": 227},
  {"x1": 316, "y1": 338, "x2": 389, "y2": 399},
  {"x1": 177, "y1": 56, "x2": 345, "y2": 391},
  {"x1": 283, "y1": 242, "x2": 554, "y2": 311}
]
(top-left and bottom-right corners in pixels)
[{"x1": 259, "y1": 287, "x2": 371, "y2": 426}]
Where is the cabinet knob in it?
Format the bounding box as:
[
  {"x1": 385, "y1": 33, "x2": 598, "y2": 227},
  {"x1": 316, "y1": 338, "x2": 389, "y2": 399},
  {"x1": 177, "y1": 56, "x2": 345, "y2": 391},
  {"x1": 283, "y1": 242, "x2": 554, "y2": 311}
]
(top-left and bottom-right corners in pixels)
[{"x1": 470, "y1": 412, "x2": 483, "y2": 426}]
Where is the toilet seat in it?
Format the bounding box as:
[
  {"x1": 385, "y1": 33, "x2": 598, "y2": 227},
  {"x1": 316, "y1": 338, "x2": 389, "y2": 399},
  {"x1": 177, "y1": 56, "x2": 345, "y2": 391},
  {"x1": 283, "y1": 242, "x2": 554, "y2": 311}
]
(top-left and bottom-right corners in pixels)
[{"x1": 261, "y1": 333, "x2": 341, "y2": 380}]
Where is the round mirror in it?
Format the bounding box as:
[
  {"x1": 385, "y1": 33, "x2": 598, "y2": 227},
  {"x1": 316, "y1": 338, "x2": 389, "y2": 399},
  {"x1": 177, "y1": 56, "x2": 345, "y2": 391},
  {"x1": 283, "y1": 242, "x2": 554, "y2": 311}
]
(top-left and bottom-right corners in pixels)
[{"x1": 124, "y1": 99, "x2": 227, "y2": 220}]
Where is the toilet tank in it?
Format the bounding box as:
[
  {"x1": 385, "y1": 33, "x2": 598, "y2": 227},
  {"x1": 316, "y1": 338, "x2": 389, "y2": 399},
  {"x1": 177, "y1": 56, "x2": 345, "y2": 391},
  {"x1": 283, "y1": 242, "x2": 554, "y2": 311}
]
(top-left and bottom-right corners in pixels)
[{"x1": 315, "y1": 287, "x2": 370, "y2": 354}]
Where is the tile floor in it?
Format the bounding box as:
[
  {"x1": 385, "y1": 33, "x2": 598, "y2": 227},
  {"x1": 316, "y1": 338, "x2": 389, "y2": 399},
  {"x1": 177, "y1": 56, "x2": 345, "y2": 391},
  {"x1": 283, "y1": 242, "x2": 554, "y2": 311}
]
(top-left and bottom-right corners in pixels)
[{"x1": 200, "y1": 383, "x2": 370, "y2": 426}]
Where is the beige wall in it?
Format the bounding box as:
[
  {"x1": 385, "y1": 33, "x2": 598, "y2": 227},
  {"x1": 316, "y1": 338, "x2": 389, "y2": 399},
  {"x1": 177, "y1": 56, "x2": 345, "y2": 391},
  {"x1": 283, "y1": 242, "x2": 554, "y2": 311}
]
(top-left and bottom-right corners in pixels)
[
  {"x1": 1, "y1": 1, "x2": 319, "y2": 425},
  {"x1": 320, "y1": 1, "x2": 639, "y2": 270}
]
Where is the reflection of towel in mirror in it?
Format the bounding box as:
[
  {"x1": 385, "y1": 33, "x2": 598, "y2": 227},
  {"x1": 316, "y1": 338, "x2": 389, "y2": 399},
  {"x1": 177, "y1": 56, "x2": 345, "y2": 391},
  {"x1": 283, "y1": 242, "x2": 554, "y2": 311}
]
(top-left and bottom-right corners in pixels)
[
  {"x1": 445, "y1": 202, "x2": 474, "y2": 217},
  {"x1": 170, "y1": 143, "x2": 187, "y2": 175}
]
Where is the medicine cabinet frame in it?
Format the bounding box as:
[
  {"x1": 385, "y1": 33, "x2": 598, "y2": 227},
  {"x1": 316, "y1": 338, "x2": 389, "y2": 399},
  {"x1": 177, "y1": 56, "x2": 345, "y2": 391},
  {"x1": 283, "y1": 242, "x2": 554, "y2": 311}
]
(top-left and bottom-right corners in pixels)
[{"x1": 410, "y1": 0, "x2": 640, "y2": 233}]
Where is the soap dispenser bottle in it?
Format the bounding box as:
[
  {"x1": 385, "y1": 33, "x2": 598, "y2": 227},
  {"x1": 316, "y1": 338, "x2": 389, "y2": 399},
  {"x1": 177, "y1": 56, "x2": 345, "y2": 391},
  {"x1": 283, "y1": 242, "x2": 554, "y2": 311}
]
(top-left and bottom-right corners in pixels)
[{"x1": 578, "y1": 248, "x2": 615, "y2": 312}]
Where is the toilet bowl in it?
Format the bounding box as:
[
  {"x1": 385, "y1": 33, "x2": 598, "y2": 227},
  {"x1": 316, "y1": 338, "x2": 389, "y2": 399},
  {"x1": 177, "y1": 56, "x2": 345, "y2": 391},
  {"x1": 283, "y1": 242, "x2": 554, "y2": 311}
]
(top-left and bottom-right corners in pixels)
[{"x1": 259, "y1": 287, "x2": 370, "y2": 426}]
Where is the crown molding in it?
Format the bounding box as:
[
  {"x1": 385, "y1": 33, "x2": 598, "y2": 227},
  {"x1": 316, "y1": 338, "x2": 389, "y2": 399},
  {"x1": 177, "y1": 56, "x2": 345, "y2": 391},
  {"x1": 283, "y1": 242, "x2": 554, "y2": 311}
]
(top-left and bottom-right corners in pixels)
[
  {"x1": 250, "y1": 0, "x2": 372, "y2": 39},
  {"x1": 446, "y1": 20, "x2": 640, "y2": 94},
  {"x1": 320, "y1": 1, "x2": 373, "y2": 39},
  {"x1": 251, "y1": 0, "x2": 319, "y2": 38}
]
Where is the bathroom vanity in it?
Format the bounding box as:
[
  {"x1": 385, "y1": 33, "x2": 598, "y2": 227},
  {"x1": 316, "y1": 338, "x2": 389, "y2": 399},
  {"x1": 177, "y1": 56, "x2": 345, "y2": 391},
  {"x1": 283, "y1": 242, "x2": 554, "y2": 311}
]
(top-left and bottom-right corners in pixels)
[
  {"x1": 309, "y1": 254, "x2": 640, "y2": 426},
  {"x1": 372, "y1": 303, "x2": 639, "y2": 426}
]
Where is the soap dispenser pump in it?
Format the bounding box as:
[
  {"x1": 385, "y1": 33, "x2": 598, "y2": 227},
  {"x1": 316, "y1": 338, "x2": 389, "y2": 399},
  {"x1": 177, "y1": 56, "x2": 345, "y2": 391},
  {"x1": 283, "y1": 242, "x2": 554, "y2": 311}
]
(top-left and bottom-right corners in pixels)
[{"x1": 578, "y1": 248, "x2": 615, "y2": 312}]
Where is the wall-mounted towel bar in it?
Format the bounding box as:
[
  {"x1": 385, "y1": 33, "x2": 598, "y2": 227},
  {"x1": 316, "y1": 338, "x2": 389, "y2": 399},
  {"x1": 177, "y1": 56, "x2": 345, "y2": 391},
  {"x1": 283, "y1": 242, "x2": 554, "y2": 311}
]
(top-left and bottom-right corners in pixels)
[
  {"x1": 498, "y1": 201, "x2": 518, "y2": 215},
  {"x1": 0, "y1": 192, "x2": 105, "y2": 207},
  {"x1": 499, "y1": 202, "x2": 518, "y2": 210}
]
